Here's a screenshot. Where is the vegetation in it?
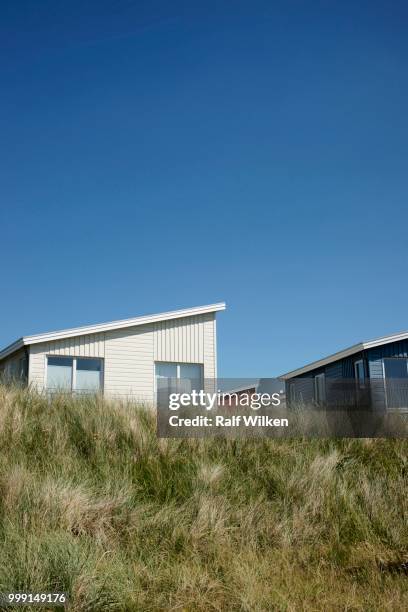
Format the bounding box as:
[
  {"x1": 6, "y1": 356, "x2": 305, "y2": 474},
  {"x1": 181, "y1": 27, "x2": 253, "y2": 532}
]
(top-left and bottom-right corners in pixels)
[{"x1": 0, "y1": 385, "x2": 407, "y2": 611}]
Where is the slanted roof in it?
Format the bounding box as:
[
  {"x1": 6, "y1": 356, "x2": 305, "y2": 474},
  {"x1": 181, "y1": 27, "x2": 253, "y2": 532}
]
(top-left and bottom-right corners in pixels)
[
  {"x1": 281, "y1": 329, "x2": 408, "y2": 379},
  {"x1": 0, "y1": 303, "x2": 226, "y2": 361}
]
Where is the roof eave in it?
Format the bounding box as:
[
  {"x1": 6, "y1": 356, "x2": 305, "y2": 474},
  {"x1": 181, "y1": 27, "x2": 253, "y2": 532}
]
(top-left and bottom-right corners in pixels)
[
  {"x1": 0, "y1": 303, "x2": 226, "y2": 360},
  {"x1": 0, "y1": 338, "x2": 25, "y2": 361},
  {"x1": 280, "y1": 342, "x2": 364, "y2": 379},
  {"x1": 281, "y1": 330, "x2": 408, "y2": 380}
]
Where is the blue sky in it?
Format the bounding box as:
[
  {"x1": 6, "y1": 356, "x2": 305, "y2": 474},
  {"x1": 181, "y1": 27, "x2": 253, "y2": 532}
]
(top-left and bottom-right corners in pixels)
[{"x1": 1, "y1": 1, "x2": 407, "y2": 376}]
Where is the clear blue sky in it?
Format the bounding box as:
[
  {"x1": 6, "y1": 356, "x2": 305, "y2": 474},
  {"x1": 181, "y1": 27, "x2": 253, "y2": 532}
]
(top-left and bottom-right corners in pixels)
[{"x1": 1, "y1": 1, "x2": 407, "y2": 377}]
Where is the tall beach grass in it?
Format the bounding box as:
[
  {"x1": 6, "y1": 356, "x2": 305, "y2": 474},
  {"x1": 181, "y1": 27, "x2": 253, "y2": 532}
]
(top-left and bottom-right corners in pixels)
[{"x1": 0, "y1": 384, "x2": 407, "y2": 610}]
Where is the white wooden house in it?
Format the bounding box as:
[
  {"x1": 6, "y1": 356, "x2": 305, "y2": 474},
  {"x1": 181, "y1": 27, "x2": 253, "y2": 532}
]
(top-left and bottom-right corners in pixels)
[{"x1": 0, "y1": 303, "x2": 225, "y2": 403}]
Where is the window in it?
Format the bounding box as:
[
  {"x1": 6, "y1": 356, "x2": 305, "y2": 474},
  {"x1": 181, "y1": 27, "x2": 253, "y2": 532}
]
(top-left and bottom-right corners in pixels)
[
  {"x1": 76, "y1": 358, "x2": 102, "y2": 393},
  {"x1": 314, "y1": 373, "x2": 326, "y2": 405},
  {"x1": 354, "y1": 360, "x2": 365, "y2": 390},
  {"x1": 46, "y1": 356, "x2": 103, "y2": 393},
  {"x1": 155, "y1": 362, "x2": 203, "y2": 393},
  {"x1": 383, "y1": 358, "x2": 408, "y2": 410},
  {"x1": 179, "y1": 364, "x2": 203, "y2": 392},
  {"x1": 290, "y1": 382, "x2": 296, "y2": 403},
  {"x1": 155, "y1": 362, "x2": 178, "y2": 390},
  {"x1": 19, "y1": 356, "x2": 28, "y2": 381},
  {"x1": 383, "y1": 358, "x2": 408, "y2": 379},
  {"x1": 47, "y1": 357, "x2": 73, "y2": 391}
]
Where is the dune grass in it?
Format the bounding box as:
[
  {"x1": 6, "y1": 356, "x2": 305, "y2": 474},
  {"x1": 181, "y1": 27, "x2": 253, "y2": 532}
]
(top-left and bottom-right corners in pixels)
[{"x1": 0, "y1": 385, "x2": 407, "y2": 611}]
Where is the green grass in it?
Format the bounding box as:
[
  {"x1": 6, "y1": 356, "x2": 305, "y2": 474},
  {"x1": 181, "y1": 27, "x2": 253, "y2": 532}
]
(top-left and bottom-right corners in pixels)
[{"x1": 0, "y1": 385, "x2": 407, "y2": 611}]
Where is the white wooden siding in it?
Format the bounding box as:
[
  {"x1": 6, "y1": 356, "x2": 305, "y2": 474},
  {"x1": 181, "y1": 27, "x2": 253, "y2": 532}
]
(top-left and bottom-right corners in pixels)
[
  {"x1": 45, "y1": 334, "x2": 105, "y2": 358},
  {"x1": 154, "y1": 315, "x2": 202, "y2": 362},
  {"x1": 104, "y1": 324, "x2": 154, "y2": 403},
  {"x1": 203, "y1": 315, "x2": 216, "y2": 379},
  {"x1": 154, "y1": 313, "x2": 216, "y2": 378},
  {"x1": 28, "y1": 334, "x2": 105, "y2": 391},
  {"x1": 28, "y1": 344, "x2": 47, "y2": 390},
  {"x1": 27, "y1": 312, "x2": 217, "y2": 401}
]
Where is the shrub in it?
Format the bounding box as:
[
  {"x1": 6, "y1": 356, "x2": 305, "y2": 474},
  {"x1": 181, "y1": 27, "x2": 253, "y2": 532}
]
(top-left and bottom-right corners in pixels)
[{"x1": 0, "y1": 385, "x2": 407, "y2": 611}]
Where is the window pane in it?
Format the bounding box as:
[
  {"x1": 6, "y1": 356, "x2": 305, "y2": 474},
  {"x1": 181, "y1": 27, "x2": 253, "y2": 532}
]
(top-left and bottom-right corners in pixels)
[
  {"x1": 155, "y1": 362, "x2": 204, "y2": 393},
  {"x1": 76, "y1": 358, "x2": 102, "y2": 392},
  {"x1": 355, "y1": 361, "x2": 365, "y2": 389},
  {"x1": 19, "y1": 357, "x2": 28, "y2": 380},
  {"x1": 47, "y1": 357, "x2": 73, "y2": 390},
  {"x1": 156, "y1": 363, "x2": 178, "y2": 379},
  {"x1": 179, "y1": 364, "x2": 203, "y2": 392},
  {"x1": 383, "y1": 358, "x2": 408, "y2": 379},
  {"x1": 155, "y1": 363, "x2": 178, "y2": 391},
  {"x1": 315, "y1": 374, "x2": 325, "y2": 403},
  {"x1": 179, "y1": 364, "x2": 202, "y2": 380},
  {"x1": 384, "y1": 359, "x2": 408, "y2": 409},
  {"x1": 48, "y1": 357, "x2": 73, "y2": 367}
]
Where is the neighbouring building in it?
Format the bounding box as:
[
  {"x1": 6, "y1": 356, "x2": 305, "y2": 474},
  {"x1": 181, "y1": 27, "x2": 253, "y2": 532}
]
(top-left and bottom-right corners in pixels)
[
  {"x1": 222, "y1": 379, "x2": 286, "y2": 407},
  {"x1": 281, "y1": 331, "x2": 408, "y2": 410},
  {"x1": 221, "y1": 384, "x2": 257, "y2": 407},
  {"x1": 0, "y1": 303, "x2": 225, "y2": 404}
]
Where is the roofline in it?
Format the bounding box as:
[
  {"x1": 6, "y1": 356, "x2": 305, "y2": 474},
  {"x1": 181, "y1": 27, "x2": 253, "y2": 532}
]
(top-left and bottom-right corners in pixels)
[
  {"x1": 280, "y1": 329, "x2": 408, "y2": 379},
  {"x1": 222, "y1": 383, "x2": 259, "y2": 395},
  {"x1": 0, "y1": 338, "x2": 25, "y2": 361},
  {"x1": 0, "y1": 302, "x2": 226, "y2": 361}
]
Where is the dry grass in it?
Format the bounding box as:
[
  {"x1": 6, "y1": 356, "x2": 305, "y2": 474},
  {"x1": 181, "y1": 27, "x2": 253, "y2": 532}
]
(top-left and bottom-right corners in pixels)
[{"x1": 0, "y1": 384, "x2": 407, "y2": 611}]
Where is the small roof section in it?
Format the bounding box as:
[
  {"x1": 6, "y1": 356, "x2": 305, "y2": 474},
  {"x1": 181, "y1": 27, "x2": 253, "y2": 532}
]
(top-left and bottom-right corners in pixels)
[
  {"x1": 281, "y1": 329, "x2": 408, "y2": 379},
  {"x1": 0, "y1": 302, "x2": 226, "y2": 361}
]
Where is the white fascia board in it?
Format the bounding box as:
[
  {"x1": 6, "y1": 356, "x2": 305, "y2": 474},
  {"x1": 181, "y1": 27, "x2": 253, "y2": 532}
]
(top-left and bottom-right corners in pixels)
[
  {"x1": 0, "y1": 303, "x2": 226, "y2": 361},
  {"x1": 281, "y1": 329, "x2": 408, "y2": 379},
  {"x1": 362, "y1": 330, "x2": 408, "y2": 350}
]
